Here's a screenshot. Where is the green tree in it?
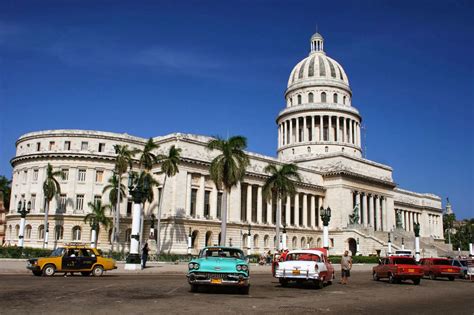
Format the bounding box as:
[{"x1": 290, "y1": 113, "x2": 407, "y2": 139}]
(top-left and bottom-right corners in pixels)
[
  {"x1": 132, "y1": 170, "x2": 159, "y2": 244},
  {"x1": 452, "y1": 219, "x2": 474, "y2": 251},
  {"x1": 443, "y1": 213, "x2": 456, "y2": 245},
  {"x1": 0, "y1": 175, "x2": 11, "y2": 211},
  {"x1": 155, "y1": 145, "x2": 182, "y2": 253},
  {"x1": 102, "y1": 173, "x2": 126, "y2": 251},
  {"x1": 262, "y1": 163, "x2": 301, "y2": 251},
  {"x1": 42, "y1": 163, "x2": 62, "y2": 248},
  {"x1": 84, "y1": 200, "x2": 112, "y2": 248},
  {"x1": 207, "y1": 136, "x2": 250, "y2": 246},
  {"x1": 139, "y1": 138, "x2": 159, "y2": 170}
]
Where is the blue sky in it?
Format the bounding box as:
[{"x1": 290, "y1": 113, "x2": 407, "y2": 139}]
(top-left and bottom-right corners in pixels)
[{"x1": 0, "y1": 0, "x2": 473, "y2": 219}]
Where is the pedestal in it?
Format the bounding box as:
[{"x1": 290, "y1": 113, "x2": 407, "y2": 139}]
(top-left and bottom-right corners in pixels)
[{"x1": 415, "y1": 237, "x2": 420, "y2": 262}]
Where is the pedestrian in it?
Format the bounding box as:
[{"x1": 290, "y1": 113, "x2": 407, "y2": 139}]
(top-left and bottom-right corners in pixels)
[
  {"x1": 142, "y1": 242, "x2": 149, "y2": 269},
  {"x1": 266, "y1": 250, "x2": 272, "y2": 265},
  {"x1": 340, "y1": 250, "x2": 352, "y2": 285}
]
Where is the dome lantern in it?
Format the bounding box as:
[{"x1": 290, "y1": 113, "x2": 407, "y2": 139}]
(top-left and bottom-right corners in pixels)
[{"x1": 310, "y1": 32, "x2": 324, "y2": 54}]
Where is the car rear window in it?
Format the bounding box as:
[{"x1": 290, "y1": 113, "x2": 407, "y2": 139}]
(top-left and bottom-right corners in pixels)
[
  {"x1": 433, "y1": 259, "x2": 451, "y2": 265},
  {"x1": 393, "y1": 258, "x2": 416, "y2": 265},
  {"x1": 286, "y1": 253, "x2": 320, "y2": 262}
]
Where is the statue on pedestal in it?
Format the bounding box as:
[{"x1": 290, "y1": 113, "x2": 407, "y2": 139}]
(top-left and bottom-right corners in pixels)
[{"x1": 348, "y1": 204, "x2": 360, "y2": 225}]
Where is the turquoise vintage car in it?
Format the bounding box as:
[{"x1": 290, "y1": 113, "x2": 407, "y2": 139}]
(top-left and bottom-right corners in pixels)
[{"x1": 187, "y1": 246, "x2": 250, "y2": 294}]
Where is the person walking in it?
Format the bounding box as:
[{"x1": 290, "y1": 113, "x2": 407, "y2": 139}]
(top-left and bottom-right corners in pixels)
[
  {"x1": 340, "y1": 250, "x2": 352, "y2": 285},
  {"x1": 142, "y1": 242, "x2": 149, "y2": 269}
]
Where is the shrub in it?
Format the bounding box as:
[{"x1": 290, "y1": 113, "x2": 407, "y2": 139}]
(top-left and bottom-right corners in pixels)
[
  {"x1": 0, "y1": 247, "x2": 52, "y2": 259},
  {"x1": 329, "y1": 255, "x2": 379, "y2": 264}
]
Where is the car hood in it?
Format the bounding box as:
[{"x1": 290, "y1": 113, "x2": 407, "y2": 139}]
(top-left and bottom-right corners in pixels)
[{"x1": 193, "y1": 257, "x2": 246, "y2": 273}]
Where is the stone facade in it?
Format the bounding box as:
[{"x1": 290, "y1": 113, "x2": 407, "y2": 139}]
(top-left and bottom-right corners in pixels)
[{"x1": 5, "y1": 32, "x2": 445, "y2": 256}]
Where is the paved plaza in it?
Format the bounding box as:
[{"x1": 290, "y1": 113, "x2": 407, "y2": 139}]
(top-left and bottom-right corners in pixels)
[{"x1": 0, "y1": 261, "x2": 472, "y2": 314}]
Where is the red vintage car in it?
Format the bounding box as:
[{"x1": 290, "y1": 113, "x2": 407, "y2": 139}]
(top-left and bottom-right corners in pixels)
[
  {"x1": 420, "y1": 258, "x2": 461, "y2": 281},
  {"x1": 373, "y1": 256, "x2": 423, "y2": 285}
]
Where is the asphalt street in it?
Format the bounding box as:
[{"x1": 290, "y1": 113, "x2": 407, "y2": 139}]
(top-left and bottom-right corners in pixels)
[{"x1": 0, "y1": 271, "x2": 472, "y2": 314}]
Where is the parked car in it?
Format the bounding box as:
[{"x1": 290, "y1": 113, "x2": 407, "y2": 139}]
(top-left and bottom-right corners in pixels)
[
  {"x1": 449, "y1": 258, "x2": 470, "y2": 279},
  {"x1": 372, "y1": 256, "x2": 423, "y2": 285},
  {"x1": 273, "y1": 249, "x2": 334, "y2": 289},
  {"x1": 419, "y1": 258, "x2": 461, "y2": 281},
  {"x1": 26, "y1": 244, "x2": 117, "y2": 277},
  {"x1": 186, "y1": 246, "x2": 250, "y2": 294}
]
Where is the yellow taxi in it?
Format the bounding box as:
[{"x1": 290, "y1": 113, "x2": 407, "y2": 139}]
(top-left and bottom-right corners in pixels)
[{"x1": 27, "y1": 243, "x2": 117, "y2": 277}]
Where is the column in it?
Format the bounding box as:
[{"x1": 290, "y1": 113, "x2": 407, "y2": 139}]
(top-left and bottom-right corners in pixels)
[
  {"x1": 319, "y1": 115, "x2": 323, "y2": 141},
  {"x1": 349, "y1": 120, "x2": 353, "y2": 144},
  {"x1": 294, "y1": 193, "x2": 299, "y2": 226},
  {"x1": 196, "y1": 175, "x2": 205, "y2": 218},
  {"x1": 328, "y1": 115, "x2": 333, "y2": 141},
  {"x1": 210, "y1": 182, "x2": 218, "y2": 219},
  {"x1": 303, "y1": 116, "x2": 307, "y2": 142},
  {"x1": 266, "y1": 197, "x2": 272, "y2": 224},
  {"x1": 278, "y1": 124, "x2": 281, "y2": 147},
  {"x1": 312, "y1": 116, "x2": 316, "y2": 142},
  {"x1": 382, "y1": 197, "x2": 387, "y2": 231},
  {"x1": 302, "y1": 194, "x2": 308, "y2": 227},
  {"x1": 289, "y1": 119, "x2": 294, "y2": 144},
  {"x1": 355, "y1": 191, "x2": 361, "y2": 224},
  {"x1": 285, "y1": 196, "x2": 291, "y2": 226},
  {"x1": 318, "y1": 196, "x2": 323, "y2": 228},
  {"x1": 336, "y1": 116, "x2": 340, "y2": 142},
  {"x1": 229, "y1": 181, "x2": 241, "y2": 222},
  {"x1": 369, "y1": 194, "x2": 374, "y2": 228},
  {"x1": 296, "y1": 117, "x2": 300, "y2": 143},
  {"x1": 362, "y1": 193, "x2": 368, "y2": 227},
  {"x1": 186, "y1": 173, "x2": 192, "y2": 215},
  {"x1": 257, "y1": 186, "x2": 263, "y2": 224},
  {"x1": 358, "y1": 123, "x2": 362, "y2": 147},
  {"x1": 284, "y1": 121, "x2": 288, "y2": 145},
  {"x1": 246, "y1": 184, "x2": 252, "y2": 223},
  {"x1": 310, "y1": 195, "x2": 316, "y2": 228},
  {"x1": 343, "y1": 117, "x2": 347, "y2": 143}
]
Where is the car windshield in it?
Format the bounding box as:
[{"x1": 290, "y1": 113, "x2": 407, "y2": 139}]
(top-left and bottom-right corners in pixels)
[
  {"x1": 286, "y1": 253, "x2": 320, "y2": 262},
  {"x1": 433, "y1": 259, "x2": 451, "y2": 265},
  {"x1": 199, "y1": 248, "x2": 244, "y2": 259},
  {"x1": 50, "y1": 248, "x2": 65, "y2": 257},
  {"x1": 393, "y1": 258, "x2": 416, "y2": 265}
]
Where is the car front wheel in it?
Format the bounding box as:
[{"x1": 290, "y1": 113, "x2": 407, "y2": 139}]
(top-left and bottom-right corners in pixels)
[
  {"x1": 42, "y1": 264, "x2": 56, "y2": 277},
  {"x1": 92, "y1": 265, "x2": 104, "y2": 277},
  {"x1": 240, "y1": 285, "x2": 250, "y2": 295},
  {"x1": 429, "y1": 272, "x2": 436, "y2": 280},
  {"x1": 388, "y1": 273, "x2": 396, "y2": 284},
  {"x1": 373, "y1": 272, "x2": 380, "y2": 281},
  {"x1": 190, "y1": 284, "x2": 199, "y2": 292}
]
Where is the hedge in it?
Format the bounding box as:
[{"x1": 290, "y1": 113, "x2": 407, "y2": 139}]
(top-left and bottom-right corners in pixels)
[
  {"x1": 329, "y1": 255, "x2": 379, "y2": 264},
  {"x1": 0, "y1": 247, "x2": 52, "y2": 259}
]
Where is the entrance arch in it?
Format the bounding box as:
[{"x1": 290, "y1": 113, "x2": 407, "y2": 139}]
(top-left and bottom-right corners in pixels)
[
  {"x1": 205, "y1": 231, "x2": 213, "y2": 246},
  {"x1": 348, "y1": 238, "x2": 357, "y2": 256}
]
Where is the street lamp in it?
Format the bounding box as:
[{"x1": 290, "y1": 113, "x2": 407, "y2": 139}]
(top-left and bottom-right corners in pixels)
[
  {"x1": 401, "y1": 237, "x2": 405, "y2": 250},
  {"x1": 356, "y1": 237, "x2": 360, "y2": 256},
  {"x1": 247, "y1": 224, "x2": 252, "y2": 256},
  {"x1": 125, "y1": 171, "x2": 149, "y2": 270},
  {"x1": 229, "y1": 237, "x2": 233, "y2": 247},
  {"x1": 320, "y1": 206, "x2": 331, "y2": 250},
  {"x1": 387, "y1": 232, "x2": 392, "y2": 255},
  {"x1": 187, "y1": 227, "x2": 192, "y2": 255},
  {"x1": 17, "y1": 200, "x2": 31, "y2": 248},
  {"x1": 414, "y1": 222, "x2": 421, "y2": 262}
]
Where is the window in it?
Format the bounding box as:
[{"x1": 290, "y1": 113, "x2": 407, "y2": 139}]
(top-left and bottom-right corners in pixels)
[
  {"x1": 38, "y1": 225, "x2": 45, "y2": 240},
  {"x1": 95, "y1": 170, "x2": 103, "y2": 183},
  {"x1": 217, "y1": 192, "x2": 223, "y2": 219},
  {"x1": 33, "y1": 169, "x2": 38, "y2": 181},
  {"x1": 321, "y1": 92, "x2": 327, "y2": 103},
  {"x1": 36, "y1": 142, "x2": 41, "y2": 151},
  {"x1": 22, "y1": 170, "x2": 27, "y2": 183},
  {"x1": 75, "y1": 194, "x2": 84, "y2": 211},
  {"x1": 15, "y1": 225, "x2": 20, "y2": 238},
  {"x1": 25, "y1": 225, "x2": 32, "y2": 239},
  {"x1": 78, "y1": 169, "x2": 86, "y2": 182},
  {"x1": 64, "y1": 141, "x2": 71, "y2": 150},
  {"x1": 127, "y1": 200, "x2": 132, "y2": 216},
  {"x1": 343, "y1": 96, "x2": 346, "y2": 105},
  {"x1": 204, "y1": 191, "x2": 211, "y2": 217},
  {"x1": 297, "y1": 95, "x2": 302, "y2": 104},
  {"x1": 264, "y1": 235, "x2": 269, "y2": 248},
  {"x1": 94, "y1": 195, "x2": 101, "y2": 206},
  {"x1": 290, "y1": 98, "x2": 293, "y2": 106},
  {"x1": 308, "y1": 92, "x2": 314, "y2": 103},
  {"x1": 98, "y1": 143, "x2": 105, "y2": 152},
  {"x1": 61, "y1": 168, "x2": 69, "y2": 181},
  {"x1": 125, "y1": 228, "x2": 132, "y2": 243},
  {"x1": 31, "y1": 194, "x2": 36, "y2": 211},
  {"x1": 190, "y1": 188, "x2": 198, "y2": 217},
  {"x1": 55, "y1": 225, "x2": 64, "y2": 240},
  {"x1": 325, "y1": 146, "x2": 329, "y2": 152},
  {"x1": 59, "y1": 194, "x2": 67, "y2": 211},
  {"x1": 81, "y1": 141, "x2": 88, "y2": 150},
  {"x1": 49, "y1": 141, "x2": 55, "y2": 150},
  {"x1": 72, "y1": 226, "x2": 81, "y2": 241},
  {"x1": 333, "y1": 93, "x2": 338, "y2": 103}
]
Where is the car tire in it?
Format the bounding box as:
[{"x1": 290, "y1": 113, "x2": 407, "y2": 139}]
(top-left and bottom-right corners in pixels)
[
  {"x1": 32, "y1": 271, "x2": 42, "y2": 277},
  {"x1": 373, "y1": 272, "x2": 380, "y2": 281},
  {"x1": 388, "y1": 273, "x2": 396, "y2": 284},
  {"x1": 429, "y1": 272, "x2": 436, "y2": 280},
  {"x1": 42, "y1": 264, "x2": 56, "y2": 277},
  {"x1": 448, "y1": 276, "x2": 455, "y2": 281},
  {"x1": 81, "y1": 272, "x2": 91, "y2": 277},
  {"x1": 413, "y1": 278, "x2": 421, "y2": 285},
  {"x1": 190, "y1": 284, "x2": 199, "y2": 292},
  {"x1": 240, "y1": 285, "x2": 250, "y2": 295},
  {"x1": 315, "y1": 279, "x2": 324, "y2": 289},
  {"x1": 279, "y1": 279, "x2": 288, "y2": 287},
  {"x1": 92, "y1": 265, "x2": 104, "y2": 277}
]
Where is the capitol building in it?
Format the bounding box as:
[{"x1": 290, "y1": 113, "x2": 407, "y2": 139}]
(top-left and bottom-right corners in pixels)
[{"x1": 5, "y1": 33, "x2": 449, "y2": 256}]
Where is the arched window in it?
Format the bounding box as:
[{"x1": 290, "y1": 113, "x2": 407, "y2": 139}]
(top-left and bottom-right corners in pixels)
[
  {"x1": 290, "y1": 98, "x2": 293, "y2": 106},
  {"x1": 253, "y1": 234, "x2": 259, "y2": 249},
  {"x1": 301, "y1": 237, "x2": 307, "y2": 249},
  {"x1": 55, "y1": 225, "x2": 64, "y2": 240},
  {"x1": 333, "y1": 93, "x2": 338, "y2": 103},
  {"x1": 125, "y1": 228, "x2": 132, "y2": 243},
  {"x1": 108, "y1": 228, "x2": 113, "y2": 244},
  {"x1": 38, "y1": 225, "x2": 45, "y2": 240},
  {"x1": 307, "y1": 146, "x2": 311, "y2": 153},
  {"x1": 205, "y1": 231, "x2": 213, "y2": 246},
  {"x1": 15, "y1": 225, "x2": 20, "y2": 238},
  {"x1": 72, "y1": 226, "x2": 81, "y2": 241},
  {"x1": 308, "y1": 92, "x2": 314, "y2": 103},
  {"x1": 292, "y1": 236, "x2": 298, "y2": 249},
  {"x1": 297, "y1": 95, "x2": 302, "y2": 104},
  {"x1": 242, "y1": 234, "x2": 248, "y2": 248},
  {"x1": 343, "y1": 96, "x2": 346, "y2": 105},
  {"x1": 25, "y1": 225, "x2": 32, "y2": 239},
  {"x1": 321, "y1": 92, "x2": 327, "y2": 103},
  {"x1": 325, "y1": 146, "x2": 329, "y2": 152},
  {"x1": 316, "y1": 238, "x2": 322, "y2": 247},
  {"x1": 264, "y1": 235, "x2": 269, "y2": 248},
  {"x1": 191, "y1": 230, "x2": 199, "y2": 249},
  {"x1": 308, "y1": 237, "x2": 314, "y2": 248},
  {"x1": 8, "y1": 225, "x2": 12, "y2": 240}
]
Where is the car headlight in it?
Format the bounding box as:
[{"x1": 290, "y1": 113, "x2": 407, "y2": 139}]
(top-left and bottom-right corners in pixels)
[
  {"x1": 194, "y1": 263, "x2": 199, "y2": 270},
  {"x1": 241, "y1": 265, "x2": 248, "y2": 271},
  {"x1": 236, "y1": 265, "x2": 242, "y2": 271},
  {"x1": 188, "y1": 263, "x2": 195, "y2": 269}
]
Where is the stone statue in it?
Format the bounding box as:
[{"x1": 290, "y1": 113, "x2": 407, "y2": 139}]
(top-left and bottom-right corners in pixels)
[
  {"x1": 348, "y1": 204, "x2": 360, "y2": 224},
  {"x1": 395, "y1": 209, "x2": 403, "y2": 228}
]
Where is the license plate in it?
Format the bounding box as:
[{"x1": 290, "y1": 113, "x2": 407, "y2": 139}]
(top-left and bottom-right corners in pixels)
[
  {"x1": 211, "y1": 278, "x2": 222, "y2": 284},
  {"x1": 408, "y1": 269, "x2": 414, "y2": 272},
  {"x1": 292, "y1": 269, "x2": 300, "y2": 275}
]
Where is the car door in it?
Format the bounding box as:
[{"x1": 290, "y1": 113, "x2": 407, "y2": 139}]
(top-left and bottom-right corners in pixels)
[
  {"x1": 62, "y1": 249, "x2": 80, "y2": 271},
  {"x1": 78, "y1": 248, "x2": 97, "y2": 270}
]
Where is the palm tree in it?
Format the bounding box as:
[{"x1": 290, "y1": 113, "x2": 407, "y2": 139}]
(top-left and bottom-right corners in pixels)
[
  {"x1": 0, "y1": 175, "x2": 11, "y2": 211},
  {"x1": 155, "y1": 145, "x2": 182, "y2": 253},
  {"x1": 102, "y1": 173, "x2": 126, "y2": 251},
  {"x1": 207, "y1": 136, "x2": 250, "y2": 246},
  {"x1": 112, "y1": 144, "x2": 138, "y2": 251},
  {"x1": 84, "y1": 200, "x2": 112, "y2": 248},
  {"x1": 262, "y1": 163, "x2": 301, "y2": 251},
  {"x1": 139, "y1": 138, "x2": 159, "y2": 171},
  {"x1": 42, "y1": 163, "x2": 62, "y2": 248}
]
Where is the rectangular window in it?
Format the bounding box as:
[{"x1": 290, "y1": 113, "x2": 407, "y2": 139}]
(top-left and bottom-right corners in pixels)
[
  {"x1": 95, "y1": 170, "x2": 103, "y2": 183},
  {"x1": 75, "y1": 194, "x2": 84, "y2": 211},
  {"x1": 240, "y1": 183, "x2": 247, "y2": 222},
  {"x1": 98, "y1": 143, "x2": 105, "y2": 152},
  {"x1": 217, "y1": 192, "x2": 223, "y2": 219},
  {"x1": 22, "y1": 170, "x2": 27, "y2": 183},
  {"x1": 94, "y1": 195, "x2": 101, "y2": 205},
  {"x1": 262, "y1": 194, "x2": 267, "y2": 224},
  {"x1": 33, "y1": 169, "x2": 38, "y2": 181},
  {"x1": 36, "y1": 142, "x2": 41, "y2": 151},
  {"x1": 59, "y1": 194, "x2": 67, "y2": 211},
  {"x1": 49, "y1": 141, "x2": 55, "y2": 150},
  {"x1": 127, "y1": 200, "x2": 132, "y2": 216},
  {"x1": 78, "y1": 169, "x2": 86, "y2": 182},
  {"x1": 61, "y1": 168, "x2": 69, "y2": 181},
  {"x1": 190, "y1": 188, "x2": 198, "y2": 217},
  {"x1": 31, "y1": 194, "x2": 36, "y2": 211},
  {"x1": 64, "y1": 141, "x2": 71, "y2": 150},
  {"x1": 204, "y1": 190, "x2": 211, "y2": 217},
  {"x1": 81, "y1": 141, "x2": 88, "y2": 150},
  {"x1": 252, "y1": 186, "x2": 258, "y2": 223}
]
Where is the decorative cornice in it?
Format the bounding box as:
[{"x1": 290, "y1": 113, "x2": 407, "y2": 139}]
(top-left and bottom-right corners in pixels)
[
  {"x1": 11, "y1": 152, "x2": 117, "y2": 167},
  {"x1": 322, "y1": 170, "x2": 397, "y2": 188},
  {"x1": 277, "y1": 103, "x2": 361, "y2": 122}
]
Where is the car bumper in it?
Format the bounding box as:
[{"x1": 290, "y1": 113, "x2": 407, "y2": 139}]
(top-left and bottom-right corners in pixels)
[
  {"x1": 274, "y1": 270, "x2": 320, "y2": 280},
  {"x1": 438, "y1": 272, "x2": 458, "y2": 277},
  {"x1": 187, "y1": 273, "x2": 249, "y2": 286},
  {"x1": 27, "y1": 265, "x2": 41, "y2": 272},
  {"x1": 395, "y1": 273, "x2": 423, "y2": 279}
]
